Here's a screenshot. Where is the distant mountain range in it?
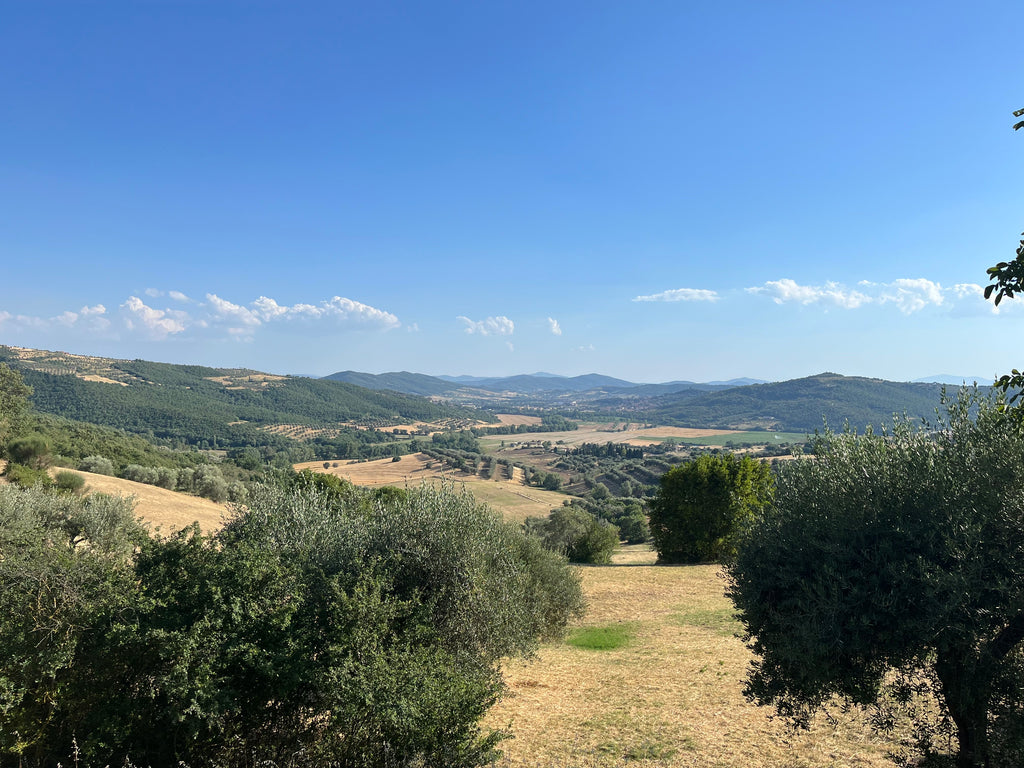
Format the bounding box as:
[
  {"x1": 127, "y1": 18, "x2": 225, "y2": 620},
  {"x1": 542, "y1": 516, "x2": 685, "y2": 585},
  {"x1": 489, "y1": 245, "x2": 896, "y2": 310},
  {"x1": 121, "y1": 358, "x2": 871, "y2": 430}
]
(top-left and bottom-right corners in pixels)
[
  {"x1": 323, "y1": 369, "x2": 978, "y2": 431},
  {"x1": 0, "y1": 343, "x2": 987, "y2": 441},
  {"x1": 324, "y1": 370, "x2": 766, "y2": 396},
  {"x1": 913, "y1": 374, "x2": 991, "y2": 386}
]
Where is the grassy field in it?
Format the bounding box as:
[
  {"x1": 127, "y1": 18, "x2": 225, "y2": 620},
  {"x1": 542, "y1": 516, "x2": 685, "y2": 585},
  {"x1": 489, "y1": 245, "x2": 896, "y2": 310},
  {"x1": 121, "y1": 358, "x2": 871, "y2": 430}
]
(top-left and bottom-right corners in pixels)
[
  {"x1": 478, "y1": 424, "x2": 744, "y2": 452},
  {"x1": 0, "y1": 461, "x2": 228, "y2": 534},
  {"x1": 294, "y1": 453, "x2": 569, "y2": 523},
  {"x1": 5, "y1": 459, "x2": 906, "y2": 765},
  {"x1": 487, "y1": 545, "x2": 902, "y2": 768},
  {"x1": 657, "y1": 431, "x2": 809, "y2": 447},
  {"x1": 66, "y1": 469, "x2": 228, "y2": 534}
]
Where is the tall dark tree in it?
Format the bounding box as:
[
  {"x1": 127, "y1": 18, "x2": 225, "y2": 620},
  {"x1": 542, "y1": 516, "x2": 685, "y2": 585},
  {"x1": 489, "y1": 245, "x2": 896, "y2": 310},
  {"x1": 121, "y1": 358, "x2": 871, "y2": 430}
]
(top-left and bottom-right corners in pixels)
[
  {"x1": 648, "y1": 453, "x2": 773, "y2": 564},
  {"x1": 728, "y1": 393, "x2": 1024, "y2": 768}
]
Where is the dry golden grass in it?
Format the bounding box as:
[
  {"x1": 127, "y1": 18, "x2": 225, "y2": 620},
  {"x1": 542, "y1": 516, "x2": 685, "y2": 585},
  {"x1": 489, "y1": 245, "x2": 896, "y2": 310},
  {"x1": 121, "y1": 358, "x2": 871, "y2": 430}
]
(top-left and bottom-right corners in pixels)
[
  {"x1": 487, "y1": 545, "x2": 900, "y2": 768},
  {"x1": 79, "y1": 374, "x2": 129, "y2": 386},
  {"x1": 294, "y1": 454, "x2": 568, "y2": 523},
  {"x1": 480, "y1": 424, "x2": 741, "y2": 452},
  {"x1": 493, "y1": 414, "x2": 545, "y2": 426},
  {"x1": 60, "y1": 468, "x2": 227, "y2": 534}
]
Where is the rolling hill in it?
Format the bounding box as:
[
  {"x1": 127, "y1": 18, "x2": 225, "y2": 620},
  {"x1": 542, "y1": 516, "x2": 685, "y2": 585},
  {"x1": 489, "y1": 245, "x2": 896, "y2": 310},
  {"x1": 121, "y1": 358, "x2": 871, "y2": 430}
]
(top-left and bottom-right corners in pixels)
[
  {"x1": 643, "y1": 372, "x2": 956, "y2": 431},
  {"x1": 0, "y1": 346, "x2": 488, "y2": 449}
]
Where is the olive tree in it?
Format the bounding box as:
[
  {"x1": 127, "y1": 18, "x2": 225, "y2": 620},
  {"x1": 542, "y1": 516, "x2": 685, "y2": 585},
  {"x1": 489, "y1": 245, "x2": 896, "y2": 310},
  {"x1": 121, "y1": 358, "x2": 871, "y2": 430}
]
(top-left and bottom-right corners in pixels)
[
  {"x1": 0, "y1": 480, "x2": 584, "y2": 768},
  {"x1": 649, "y1": 453, "x2": 773, "y2": 564},
  {"x1": 728, "y1": 393, "x2": 1024, "y2": 768}
]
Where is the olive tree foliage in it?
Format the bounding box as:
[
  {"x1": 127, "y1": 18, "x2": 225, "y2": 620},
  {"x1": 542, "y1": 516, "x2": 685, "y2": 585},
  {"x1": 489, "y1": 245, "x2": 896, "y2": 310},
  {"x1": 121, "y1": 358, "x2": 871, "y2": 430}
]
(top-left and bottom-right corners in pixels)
[
  {"x1": 0, "y1": 478, "x2": 584, "y2": 768},
  {"x1": 526, "y1": 504, "x2": 620, "y2": 564},
  {"x1": 727, "y1": 393, "x2": 1024, "y2": 768},
  {"x1": 648, "y1": 453, "x2": 774, "y2": 564}
]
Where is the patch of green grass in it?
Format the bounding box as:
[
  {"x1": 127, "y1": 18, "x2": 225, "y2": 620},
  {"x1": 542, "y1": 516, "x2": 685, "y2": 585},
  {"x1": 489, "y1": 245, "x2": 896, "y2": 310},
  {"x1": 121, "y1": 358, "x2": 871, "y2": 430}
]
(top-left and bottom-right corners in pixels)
[
  {"x1": 676, "y1": 607, "x2": 742, "y2": 637},
  {"x1": 596, "y1": 738, "x2": 683, "y2": 761},
  {"x1": 566, "y1": 623, "x2": 636, "y2": 651}
]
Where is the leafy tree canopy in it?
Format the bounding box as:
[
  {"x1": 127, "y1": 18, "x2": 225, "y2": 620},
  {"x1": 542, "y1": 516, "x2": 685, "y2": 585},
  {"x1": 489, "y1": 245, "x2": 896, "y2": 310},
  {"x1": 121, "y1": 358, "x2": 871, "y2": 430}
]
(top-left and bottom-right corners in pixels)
[
  {"x1": 649, "y1": 453, "x2": 773, "y2": 564},
  {"x1": 728, "y1": 392, "x2": 1024, "y2": 768},
  {"x1": 0, "y1": 480, "x2": 584, "y2": 768}
]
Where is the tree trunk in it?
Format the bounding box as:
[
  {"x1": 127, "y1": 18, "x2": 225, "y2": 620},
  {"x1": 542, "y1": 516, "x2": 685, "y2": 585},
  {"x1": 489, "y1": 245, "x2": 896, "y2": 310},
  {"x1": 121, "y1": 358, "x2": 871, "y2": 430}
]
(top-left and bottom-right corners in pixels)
[{"x1": 935, "y1": 651, "x2": 991, "y2": 768}]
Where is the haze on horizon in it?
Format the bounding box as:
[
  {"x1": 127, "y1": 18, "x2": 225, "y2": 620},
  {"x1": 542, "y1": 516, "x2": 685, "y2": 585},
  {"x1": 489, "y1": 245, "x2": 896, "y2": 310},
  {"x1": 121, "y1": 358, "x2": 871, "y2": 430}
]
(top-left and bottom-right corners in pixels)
[{"x1": 1, "y1": 2, "x2": 1022, "y2": 384}]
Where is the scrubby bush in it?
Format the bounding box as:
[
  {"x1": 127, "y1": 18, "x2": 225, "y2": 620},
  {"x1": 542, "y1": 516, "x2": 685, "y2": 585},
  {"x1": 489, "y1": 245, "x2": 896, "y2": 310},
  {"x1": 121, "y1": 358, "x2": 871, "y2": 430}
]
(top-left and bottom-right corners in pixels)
[
  {"x1": 78, "y1": 455, "x2": 115, "y2": 476},
  {"x1": 7, "y1": 434, "x2": 51, "y2": 469},
  {"x1": 54, "y1": 470, "x2": 86, "y2": 494},
  {"x1": 0, "y1": 480, "x2": 583, "y2": 768},
  {"x1": 176, "y1": 466, "x2": 195, "y2": 493},
  {"x1": 528, "y1": 505, "x2": 619, "y2": 564},
  {"x1": 122, "y1": 463, "x2": 159, "y2": 485},
  {"x1": 194, "y1": 464, "x2": 228, "y2": 502},
  {"x1": 2, "y1": 462, "x2": 54, "y2": 489},
  {"x1": 154, "y1": 466, "x2": 178, "y2": 489}
]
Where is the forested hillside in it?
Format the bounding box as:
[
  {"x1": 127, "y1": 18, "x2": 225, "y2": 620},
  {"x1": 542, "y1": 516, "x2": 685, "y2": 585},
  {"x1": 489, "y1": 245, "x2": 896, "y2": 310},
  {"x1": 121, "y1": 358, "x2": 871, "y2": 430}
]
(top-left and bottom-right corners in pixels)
[
  {"x1": 0, "y1": 347, "x2": 488, "y2": 449},
  {"x1": 644, "y1": 373, "x2": 952, "y2": 431}
]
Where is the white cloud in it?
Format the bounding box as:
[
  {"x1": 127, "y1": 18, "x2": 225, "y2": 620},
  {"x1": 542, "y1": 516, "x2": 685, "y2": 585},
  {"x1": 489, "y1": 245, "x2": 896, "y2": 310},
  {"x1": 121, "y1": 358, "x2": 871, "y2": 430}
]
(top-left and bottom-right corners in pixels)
[
  {"x1": 746, "y1": 277, "x2": 995, "y2": 315},
  {"x1": 872, "y1": 278, "x2": 945, "y2": 314},
  {"x1": 144, "y1": 288, "x2": 163, "y2": 298},
  {"x1": 207, "y1": 294, "x2": 262, "y2": 326},
  {"x1": 203, "y1": 294, "x2": 400, "y2": 333},
  {"x1": 122, "y1": 296, "x2": 188, "y2": 338},
  {"x1": 0, "y1": 304, "x2": 109, "y2": 332},
  {"x1": 633, "y1": 288, "x2": 720, "y2": 303},
  {"x1": 547, "y1": 317, "x2": 562, "y2": 335},
  {"x1": 747, "y1": 279, "x2": 871, "y2": 309},
  {"x1": 457, "y1": 315, "x2": 515, "y2": 336},
  {"x1": 2, "y1": 292, "x2": 400, "y2": 343},
  {"x1": 953, "y1": 283, "x2": 983, "y2": 299},
  {"x1": 315, "y1": 296, "x2": 401, "y2": 327}
]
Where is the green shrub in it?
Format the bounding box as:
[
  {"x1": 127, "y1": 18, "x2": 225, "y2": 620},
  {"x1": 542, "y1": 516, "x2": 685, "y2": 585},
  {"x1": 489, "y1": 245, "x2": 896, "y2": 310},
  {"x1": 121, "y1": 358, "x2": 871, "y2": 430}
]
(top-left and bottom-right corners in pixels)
[
  {"x1": 528, "y1": 505, "x2": 619, "y2": 564},
  {"x1": 7, "y1": 434, "x2": 51, "y2": 469},
  {"x1": 54, "y1": 470, "x2": 86, "y2": 494},
  {"x1": 0, "y1": 480, "x2": 583, "y2": 768},
  {"x1": 3, "y1": 462, "x2": 53, "y2": 489},
  {"x1": 78, "y1": 455, "x2": 115, "y2": 476},
  {"x1": 650, "y1": 453, "x2": 773, "y2": 564}
]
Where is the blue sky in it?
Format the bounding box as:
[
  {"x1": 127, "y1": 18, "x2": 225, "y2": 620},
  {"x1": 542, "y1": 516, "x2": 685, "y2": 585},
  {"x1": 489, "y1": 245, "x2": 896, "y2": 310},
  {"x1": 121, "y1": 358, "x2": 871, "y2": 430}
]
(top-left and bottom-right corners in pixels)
[{"x1": 2, "y1": 1, "x2": 1022, "y2": 383}]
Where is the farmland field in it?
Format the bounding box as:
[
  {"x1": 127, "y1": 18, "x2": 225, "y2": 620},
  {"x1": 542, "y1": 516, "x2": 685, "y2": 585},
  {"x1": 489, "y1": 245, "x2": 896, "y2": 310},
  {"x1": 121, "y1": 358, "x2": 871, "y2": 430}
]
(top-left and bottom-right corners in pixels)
[
  {"x1": 656, "y1": 431, "x2": 809, "y2": 447},
  {"x1": 0, "y1": 462, "x2": 228, "y2": 534},
  {"x1": 488, "y1": 545, "x2": 902, "y2": 768},
  {"x1": 478, "y1": 423, "x2": 755, "y2": 452},
  {"x1": 294, "y1": 453, "x2": 569, "y2": 522}
]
